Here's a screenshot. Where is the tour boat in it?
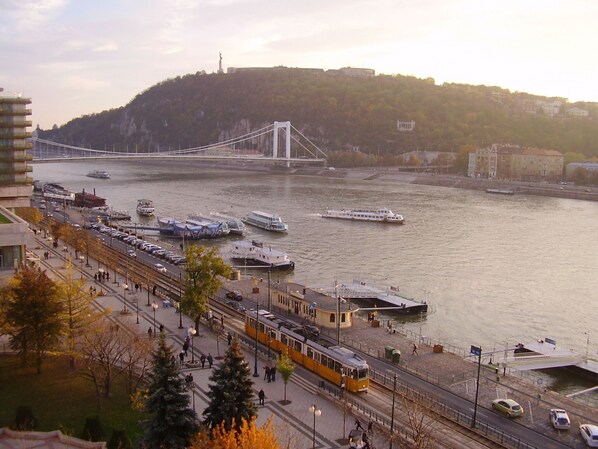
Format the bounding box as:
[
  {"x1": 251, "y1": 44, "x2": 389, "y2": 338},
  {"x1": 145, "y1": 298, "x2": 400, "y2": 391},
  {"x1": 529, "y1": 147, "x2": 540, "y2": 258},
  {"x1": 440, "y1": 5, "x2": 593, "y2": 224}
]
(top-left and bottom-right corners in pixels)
[
  {"x1": 210, "y1": 212, "x2": 246, "y2": 235},
  {"x1": 231, "y1": 240, "x2": 294, "y2": 269},
  {"x1": 86, "y1": 170, "x2": 110, "y2": 179},
  {"x1": 241, "y1": 211, "x2": 288, "y2": 232},
  {"x1": 157, "y1": 216, "x2": 229, "y2": 239},
  {"x1": 136, "y1": 199, "x2": 155, "y2": 216},
  {"x1": 322, "y1": 208, "x2": 404, "y2": 224}
]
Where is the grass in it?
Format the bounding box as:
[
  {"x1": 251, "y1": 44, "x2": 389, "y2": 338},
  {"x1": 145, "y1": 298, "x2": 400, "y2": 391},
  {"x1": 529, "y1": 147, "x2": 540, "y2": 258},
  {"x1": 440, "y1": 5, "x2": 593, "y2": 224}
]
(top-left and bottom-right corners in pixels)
[{"x1": 0, "y1": 354, "x2": 145, "y2": 445}]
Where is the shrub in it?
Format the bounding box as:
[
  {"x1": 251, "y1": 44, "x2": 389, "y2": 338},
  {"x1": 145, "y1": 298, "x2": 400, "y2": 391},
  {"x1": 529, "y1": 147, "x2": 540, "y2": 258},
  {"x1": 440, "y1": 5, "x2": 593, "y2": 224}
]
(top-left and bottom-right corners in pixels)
[
  {"x1": 81, "y1": 415, "x2": 104, "y2": 441},
  {"x1": 107, "y1": 429, "x2": 131, "y2": 449},
  {"x1": 14, "y1": 406, "x2": 36, "y2": 430}
]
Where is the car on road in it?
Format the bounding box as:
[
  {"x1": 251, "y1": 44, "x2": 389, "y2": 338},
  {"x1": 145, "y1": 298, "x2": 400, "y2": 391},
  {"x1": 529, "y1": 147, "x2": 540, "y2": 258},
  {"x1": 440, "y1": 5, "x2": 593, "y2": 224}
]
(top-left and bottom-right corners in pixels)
[
  {"x1": 226, "y1": 301, "x2": 246, "y2": 313},
  {"x1": 580, "y1": 424, "x2": 598, "y2": 447},
  {"x1": 491, "y1": 399, "x2": 523, "y2": 418},
  {"x1": 549, "y1": 408, "x2": 570, "y2": 430},
  {"x1": 226, "y1": 291, "x2": 243, "y2": 301},
  {"x1": 127, "y1": 249, "x2": 137, "y2": 258},
  {"x1": 154, "y1": 263, "x2": 167, "y2": 273}
]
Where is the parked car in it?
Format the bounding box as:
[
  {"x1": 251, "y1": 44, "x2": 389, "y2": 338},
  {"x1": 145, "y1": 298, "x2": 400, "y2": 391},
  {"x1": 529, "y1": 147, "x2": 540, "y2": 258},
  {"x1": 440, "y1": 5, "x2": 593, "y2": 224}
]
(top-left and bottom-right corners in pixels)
[
  {"x1": 226, "y1": 301, "x2": 246, "y2": 313},
  {"x1": 491, "y1": 399, "x2": 523, "y2": 418},
  {"x1": 580, "y1": 424, "x2": 598, "y2": 447},
  {"x1": 549, "y1": 409, "x2": 570, "y2": 430},
  {"x1": 348, "y1": 429, "x2": 366, "y2": 449},
  {"x1": 226, "y1": 291, "x2": 243, "y2": 301},
  {"x1": 154, "y1": 263, "x2": 167, "y2": 273}
]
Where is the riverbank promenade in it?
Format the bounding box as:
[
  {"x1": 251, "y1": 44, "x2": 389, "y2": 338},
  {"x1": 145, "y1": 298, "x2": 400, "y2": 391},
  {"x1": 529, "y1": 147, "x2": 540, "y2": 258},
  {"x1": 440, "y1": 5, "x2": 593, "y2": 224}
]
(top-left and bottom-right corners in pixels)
[{"x1": 2, "y1": 235, "x2": 389, "y2": 449}]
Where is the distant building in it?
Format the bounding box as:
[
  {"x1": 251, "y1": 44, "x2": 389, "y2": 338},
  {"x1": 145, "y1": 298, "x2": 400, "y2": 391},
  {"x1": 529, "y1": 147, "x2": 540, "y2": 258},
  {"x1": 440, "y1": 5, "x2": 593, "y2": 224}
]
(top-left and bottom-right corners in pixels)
[
  {"x1": 338, "y1": 67, "x2": 375, "y2": 78},
  {"x1": 226, "y1": 65, "x2": 375, "y2": 78},
  {"x1": 470, "y1": 144, "x2": 563, "y2": 181},
  {"x1": 566, "y1": 107, "x2": 589, "y2": 118},
  {"x1": 566, "y1": 162, "x2": 598, "y2": 177}
]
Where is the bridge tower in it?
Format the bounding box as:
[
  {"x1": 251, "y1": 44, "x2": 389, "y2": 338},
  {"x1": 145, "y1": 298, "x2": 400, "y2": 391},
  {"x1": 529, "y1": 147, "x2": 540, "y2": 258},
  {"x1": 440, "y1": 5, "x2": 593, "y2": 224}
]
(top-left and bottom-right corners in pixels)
[{"x1": 272, "y1": 121, "x2": 291, "y2": 167}]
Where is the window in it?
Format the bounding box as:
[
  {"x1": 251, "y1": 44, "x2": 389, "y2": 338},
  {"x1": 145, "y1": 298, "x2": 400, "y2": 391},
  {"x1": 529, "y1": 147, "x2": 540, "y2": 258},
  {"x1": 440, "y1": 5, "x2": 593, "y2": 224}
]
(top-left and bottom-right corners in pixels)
[
  {"x1": 321, "y1": 355, "x2": 328, "y2": 367},
  {"x1": 307, "y1": 347, "x2": 314, "y2": 359},
  {"x1": 330, "y1": 314, "x2": 335, "y2": 323},
  {"x1": 281, "y1": 335, "x2": 288, "y2": 346},
  {"x1": 294, "y1": 340, "x2": 302, "y2": 352}
]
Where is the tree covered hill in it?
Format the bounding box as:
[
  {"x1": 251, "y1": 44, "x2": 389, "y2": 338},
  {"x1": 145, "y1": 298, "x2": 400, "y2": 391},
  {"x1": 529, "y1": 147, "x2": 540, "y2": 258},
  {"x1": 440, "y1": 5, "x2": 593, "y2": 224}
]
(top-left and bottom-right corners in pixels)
[{"x1": 39, "y1": 68, "x2": 598, "y2": 157}]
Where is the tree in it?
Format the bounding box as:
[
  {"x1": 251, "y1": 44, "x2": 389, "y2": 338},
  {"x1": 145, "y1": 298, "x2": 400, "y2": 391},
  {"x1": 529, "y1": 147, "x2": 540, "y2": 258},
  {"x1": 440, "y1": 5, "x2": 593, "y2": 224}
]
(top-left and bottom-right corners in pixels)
[
  {"x1": 142, "y1": 331, "x2": 198, "y2": 449},
  {"x1": 56, "y1": 262, "x2": 106, "y2": 369},
  {"x1": 276, "y1": 350, "x2": 295, "y2": 404},
  {"x1": 181, "y1": 245, "x2": 231, "y2": 329},
  {"x1": 0, "y1": 266, "x2": 64, "y2": 373},
  {"x1": 203, "y1": 338, "x2": 257, "y2": 431},
  {"x1": 14, "y1": 207, "x2": 43, "y2": 228},
  {"x1": 190, "y1": 417, "x2": 280, "y2": 449}
]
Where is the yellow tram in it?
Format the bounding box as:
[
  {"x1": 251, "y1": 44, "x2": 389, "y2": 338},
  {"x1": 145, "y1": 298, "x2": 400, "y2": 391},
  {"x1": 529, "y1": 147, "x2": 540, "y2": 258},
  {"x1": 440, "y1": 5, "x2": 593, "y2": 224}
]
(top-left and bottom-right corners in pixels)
[{"x1": 245, "y1": 309, "x2": 369, "y2": 392}]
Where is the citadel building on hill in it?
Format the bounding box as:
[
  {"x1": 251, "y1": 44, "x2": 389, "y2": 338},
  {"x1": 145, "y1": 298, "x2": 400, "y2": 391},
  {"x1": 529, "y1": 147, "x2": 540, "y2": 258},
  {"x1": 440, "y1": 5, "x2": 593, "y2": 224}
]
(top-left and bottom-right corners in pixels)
[{"x1": 468, "y1": 144, "x2": 564, "y2": 181}]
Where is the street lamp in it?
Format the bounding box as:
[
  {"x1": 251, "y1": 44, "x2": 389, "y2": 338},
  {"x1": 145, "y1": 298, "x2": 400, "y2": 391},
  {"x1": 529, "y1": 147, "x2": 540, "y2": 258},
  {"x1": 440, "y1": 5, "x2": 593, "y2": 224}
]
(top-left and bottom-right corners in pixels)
[
  {"x1": 470, "y1": 345, "x2": 482, "y2": 428},
  {"x1": 151, "y1": 302, "x2": 158, "y2": 336},
  {"x1": 122, "y1": 282, "x2": 129, "y2": 313},
  {"x1": 253, "y1": 306, "x2": 260, "y2": 377},
  {"x1": 389, "y1": 373, "x2": 397, "y2": 449},
  {"x1": 309, "y1": 404, "x2": 321, "y2": 449},
  {"x1": 188, "y1": 327, "x2": 196, "y2": 362},
  {"x1": 178, "y1": 272, "x2": 183, "y2": 329},
  {"x1": 585, "y1": 332, "x2": 590, "y2": 362}
]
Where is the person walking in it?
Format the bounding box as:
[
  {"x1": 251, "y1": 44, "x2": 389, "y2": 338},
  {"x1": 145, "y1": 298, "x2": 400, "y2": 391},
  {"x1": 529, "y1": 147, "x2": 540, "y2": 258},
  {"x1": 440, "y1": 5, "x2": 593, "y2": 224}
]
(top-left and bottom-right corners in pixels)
[
  {"x1": 200, "y1": 354, "x2": 206, "y2": 369},
  {"x1": 179, "y1": 351, "x2": 185, "y2": 366},
  {"x1": 412, "y1": 343, "x2": 418, "y2": 355},
  {"x1": 258, "y1": 389, "x2": 265, "y2": 406},
  {"x1": 159, "y1": 323, "x2": 164, "y2": 333},
  {"x1": 207, "y1": 353, "x2": 213, "y2": 368},
  {"x1": 182, "y1": 341, "x2": 189, "y2": 357},
  {"x1": 263, "y1": 364, "x2": 270, "y2": 381},
  {"x1": 270, "y1": 365, "x2": 276, "y2": 382},
  {"x1": 148, "y1": 327, "x2": 153, "y2": 339},
  {"x1": 227, "y1": 332, "x2": 232, "y2": 345}
]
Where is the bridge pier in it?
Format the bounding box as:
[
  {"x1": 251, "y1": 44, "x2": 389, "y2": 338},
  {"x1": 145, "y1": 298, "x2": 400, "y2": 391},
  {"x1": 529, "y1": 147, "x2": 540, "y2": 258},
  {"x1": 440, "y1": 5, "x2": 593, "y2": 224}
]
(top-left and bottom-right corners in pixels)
[{"x1": 273, "y1": 121, "x2": 291, "y2": 167}]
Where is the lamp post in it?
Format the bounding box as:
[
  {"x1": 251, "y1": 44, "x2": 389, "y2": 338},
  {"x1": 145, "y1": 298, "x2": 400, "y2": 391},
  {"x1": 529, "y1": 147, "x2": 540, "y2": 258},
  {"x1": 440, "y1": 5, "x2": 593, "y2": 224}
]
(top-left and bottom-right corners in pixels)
[
  {"x1": 178, "y1": 272, "x2": 183, "y2": 329},
  {"x1": 389, "y1": 373, "x2": 397, "y2": 449},
  {"x1": 471, "y1": 345, "x2": 482, "y2": 428},
  {"x1": 122, "y1": 282, "x2": 129, "y2": 313},
  {"x1": 585, "y1": 332, "x2": 590, "y2": 363},
  {"x1": 309, "y1": 404, "x2": 321, "y2": 449},
  {"x1": 188, "y1": 327, "x2": 196, "y2": 362},
  {"x1": 335, "y1": 281, "x2": 340, "y2": 345},
  {"x1": 267, "y1": 269, "x2": 271, "y2": 311},
  {"x1": 253, "y1": 305, "x2": 260, "y2": 377},
  {"x1": 151, "y1": 302, "x2": 158, "y2": 336}
]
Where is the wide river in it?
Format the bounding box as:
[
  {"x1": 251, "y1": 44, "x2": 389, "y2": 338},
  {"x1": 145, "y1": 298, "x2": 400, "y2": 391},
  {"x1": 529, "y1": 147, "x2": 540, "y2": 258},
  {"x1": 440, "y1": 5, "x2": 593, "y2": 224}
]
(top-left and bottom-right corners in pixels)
[{"x1": 33, "y1": 160, "x2": 598, "y2": 392}]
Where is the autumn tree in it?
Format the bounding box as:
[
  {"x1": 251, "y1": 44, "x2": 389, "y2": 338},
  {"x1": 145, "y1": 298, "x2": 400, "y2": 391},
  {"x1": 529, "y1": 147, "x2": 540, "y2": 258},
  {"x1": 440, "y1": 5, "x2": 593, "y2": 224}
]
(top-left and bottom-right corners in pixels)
[
  {"x1": 14, "y1": 207, "x2": 43, "y2": 228},
  {"x1": 181, "y1": 245, "x2": 231, "y2": 329},
  {"x1": 392, "y1": 391, "x2": 438, "y2": 449},
  {"x1": 203, "y1": 338, "x2": 257, "y2": 431},
  {"x1": 276, "y1": 350, "x2": 295, "y2": 404},
  {"x1": 142, "y1": 331, "x2": 198, "y2": 449},
  {"x1": 190, "y1": 417, "x2": 280, "y2": 449},
  {"x1": 56, "y1": 262, "x2": 106, "y2": 368},
  {"x1": 77, "y1": 318, "x2": 150, "y2": 408},
  {"x1": 0, "y1": 266, "x2": 64, "y2": 373}
]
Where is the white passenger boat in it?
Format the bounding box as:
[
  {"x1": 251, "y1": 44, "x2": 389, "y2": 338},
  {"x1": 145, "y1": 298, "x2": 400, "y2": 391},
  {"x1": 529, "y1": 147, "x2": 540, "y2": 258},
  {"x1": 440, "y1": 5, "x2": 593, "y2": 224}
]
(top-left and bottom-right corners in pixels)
[
  {"x1": 231, "y1": 240, "x2": 294, "y2": 269},
  {"x1": 322, "y1": 208, "x2": 404, "y2": 224},
  {"x1": 136, "y1": 199, "x2": 155, "y2": 216},
  {"x1": 241, "y1": 210, "x2": 288, "y2": 232},
  {"x1": 86, "y1": 170, "x2": 110, "y2": 179}
]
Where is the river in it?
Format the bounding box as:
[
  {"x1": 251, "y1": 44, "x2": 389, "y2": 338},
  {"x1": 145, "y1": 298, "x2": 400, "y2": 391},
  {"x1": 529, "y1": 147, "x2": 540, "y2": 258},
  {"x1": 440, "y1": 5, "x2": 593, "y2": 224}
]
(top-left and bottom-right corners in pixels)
[{"x1": 33, "y1": 160, "x2": 598, "y2": 393}]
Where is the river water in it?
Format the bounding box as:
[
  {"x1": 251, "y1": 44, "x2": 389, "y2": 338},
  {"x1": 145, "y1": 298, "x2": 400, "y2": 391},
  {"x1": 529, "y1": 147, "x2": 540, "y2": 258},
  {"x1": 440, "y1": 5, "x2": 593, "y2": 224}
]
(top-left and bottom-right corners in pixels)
[{"x1": 33, "y1": 160, "x2": 598, "y2": 393}]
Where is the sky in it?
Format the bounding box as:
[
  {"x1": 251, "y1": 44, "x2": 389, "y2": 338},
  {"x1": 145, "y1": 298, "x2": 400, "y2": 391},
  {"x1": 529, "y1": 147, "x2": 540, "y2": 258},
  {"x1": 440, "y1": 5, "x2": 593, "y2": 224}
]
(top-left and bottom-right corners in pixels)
[{"x1": 2, "y1": 0, "x2": 598, "y2": 129}]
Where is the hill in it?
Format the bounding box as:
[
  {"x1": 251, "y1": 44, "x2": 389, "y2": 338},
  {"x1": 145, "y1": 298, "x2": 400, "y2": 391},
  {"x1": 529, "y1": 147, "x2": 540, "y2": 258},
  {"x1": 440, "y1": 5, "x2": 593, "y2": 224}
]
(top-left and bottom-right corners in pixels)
[{"x1": 38, "y1": 68, "x2": 598, "y2": 158}]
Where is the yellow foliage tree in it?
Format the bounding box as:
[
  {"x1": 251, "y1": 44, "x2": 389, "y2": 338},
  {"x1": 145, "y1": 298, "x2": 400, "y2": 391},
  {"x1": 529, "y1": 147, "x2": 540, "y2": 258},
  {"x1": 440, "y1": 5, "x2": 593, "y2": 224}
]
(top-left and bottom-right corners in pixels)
[{"x1": 190, "y1": 417, "x2": 280, "y2": 449}]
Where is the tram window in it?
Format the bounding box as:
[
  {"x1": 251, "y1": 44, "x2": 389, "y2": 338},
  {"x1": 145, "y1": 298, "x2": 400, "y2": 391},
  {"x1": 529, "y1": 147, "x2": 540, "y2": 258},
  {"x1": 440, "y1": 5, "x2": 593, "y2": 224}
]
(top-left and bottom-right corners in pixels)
[
  {"x1": 321, "y1": 355, "x2": 328, "y2": 367},
  {"x1": 294, "y1": 340, "x2": 302, "y2": 352},
  {"x1": 281, "y1": 335, "x2": 288, "y2": 345},
  {"x1": 327, "y1": 358, "x2": 335, "y2": 370},
  {"x1": 334, "y1": 361, "x2": 342, "y2": 373},
  {"x1": 307, "y1": 347, "x2": 314, "y2": 359},
  {"x1": 258, "y1": 323, "x2": 265, "y2": 333},
  {"x1": 350, "y1": 369, "x2": 358, "y2": 379},
  {"x1": 358, "y1": 368, "x2": 368, "y2": 379}
]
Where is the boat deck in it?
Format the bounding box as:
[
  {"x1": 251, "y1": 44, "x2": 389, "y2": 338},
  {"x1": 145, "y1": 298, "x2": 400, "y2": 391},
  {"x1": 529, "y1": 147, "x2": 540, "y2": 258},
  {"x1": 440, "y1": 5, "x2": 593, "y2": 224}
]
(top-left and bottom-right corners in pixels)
[{"x1": 317, "y1": 280, "x2": 428, "y2": 314}]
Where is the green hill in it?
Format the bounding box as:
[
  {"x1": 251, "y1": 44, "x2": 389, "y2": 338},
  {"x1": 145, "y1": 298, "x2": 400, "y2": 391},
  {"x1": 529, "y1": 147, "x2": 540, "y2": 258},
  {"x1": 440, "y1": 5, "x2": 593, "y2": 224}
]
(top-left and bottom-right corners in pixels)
[{"x1": 38, "y1": 68, "x2": 598, "y2": 158}]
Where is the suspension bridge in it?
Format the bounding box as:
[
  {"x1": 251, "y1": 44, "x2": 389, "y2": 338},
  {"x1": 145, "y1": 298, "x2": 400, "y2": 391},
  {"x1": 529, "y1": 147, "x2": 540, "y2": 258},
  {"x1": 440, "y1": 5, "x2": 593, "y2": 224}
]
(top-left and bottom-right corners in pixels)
[{"x1": 31, "y1": 121, "x2": 328, "y2": 167}]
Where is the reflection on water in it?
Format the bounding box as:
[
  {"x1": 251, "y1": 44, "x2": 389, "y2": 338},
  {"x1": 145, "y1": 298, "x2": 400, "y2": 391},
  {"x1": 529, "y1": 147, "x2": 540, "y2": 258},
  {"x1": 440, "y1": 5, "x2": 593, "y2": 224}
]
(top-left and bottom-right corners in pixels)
[{"x1": 33, "y1": 161, "x2": 598, "y2": 396}]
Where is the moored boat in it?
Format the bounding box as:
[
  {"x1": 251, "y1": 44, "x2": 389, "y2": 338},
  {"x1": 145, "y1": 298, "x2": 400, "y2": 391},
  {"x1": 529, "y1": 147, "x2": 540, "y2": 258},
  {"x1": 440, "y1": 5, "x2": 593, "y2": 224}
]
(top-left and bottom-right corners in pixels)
[
  {"x1": 486, "y1": 189, "x2": 515, "y2": 195},
  {"x1": 157, "y1": 216, "x2": 229, "y2": 239},
  {"x1": 86, "y1": 170, "x2": 110, "y2": 179},
  {"x1": 210, "y1": 212, "x2": 246, "y2": 235},
  {"x1": 137, "y1": 199, "x2": 155, "y2": 216},
  {"x1": 241, "y1": 210, "x2": 288, "y2": 232},
  {"x1": 231, "y1": 240, "x2": 294, "y2": 269},
  {"x1": 322, "y1": 208, "x2": 404, "y2": 224}
]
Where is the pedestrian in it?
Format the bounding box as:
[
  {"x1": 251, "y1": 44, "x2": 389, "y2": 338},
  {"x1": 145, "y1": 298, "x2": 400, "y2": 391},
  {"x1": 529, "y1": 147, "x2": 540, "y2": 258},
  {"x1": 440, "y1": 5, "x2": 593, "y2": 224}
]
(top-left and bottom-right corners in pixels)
[
  {"x1": 185, "y1": 373, "x2": 193, "y2": 384},
  {"x1": 94, "y1": 273, "x2": 98, "y2": 281},
  {"x1": 182, "y1": 341, "x2": 189, "y2": 357},
  {"x1": 200, "y1": 354, "x2": 206, "y2": 369},
  {"x1": 227, "y1": 332, "x2": 232, "y2": 345},
  {"x1": 221, "y1": 315, "x2": 224, "y2": 327},
  {"x1": 148, "y1": 327, "x2": 153, "y2": 339},
  {"x1": 263, "y1": 364, "x2": 269, "y2": 381},
  {"x1": 152, "y1": 285, "x2": 156, "y2": 296},
  {"x1": 270, "y1": 365, "x2": 276, "y2": 382},
  {"x1": 355, "y1": 419, "x2": 364, "y2": 431},
  {"x1": 179, "y1": 351, "x2": 185, "y2": 365},
  {"x1": 258, "y1": 389, "x2": 265, "y2": 406},
  {"x1": 159, "y1": 323, "x2": 164, "y2": 333},
  {"x1": 207, "y1": 353, "x2": 213, "y2": 368},
  {"x1": 412, "y1": 343, "x2": 418, "y2": 355},
  {"x1": 106, "y1": 272, "x2": 110, "y2": 281},
  {"x1": 367, "y1": 420, "x2": 373, "y2": 434}
]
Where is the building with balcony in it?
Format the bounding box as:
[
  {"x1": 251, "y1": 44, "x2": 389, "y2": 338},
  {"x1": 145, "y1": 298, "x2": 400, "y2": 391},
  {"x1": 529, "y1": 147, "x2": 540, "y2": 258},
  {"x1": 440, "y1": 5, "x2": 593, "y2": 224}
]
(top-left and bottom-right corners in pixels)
[{"x1": 0, "y1": 89, "x2": 33, "y2": 208}]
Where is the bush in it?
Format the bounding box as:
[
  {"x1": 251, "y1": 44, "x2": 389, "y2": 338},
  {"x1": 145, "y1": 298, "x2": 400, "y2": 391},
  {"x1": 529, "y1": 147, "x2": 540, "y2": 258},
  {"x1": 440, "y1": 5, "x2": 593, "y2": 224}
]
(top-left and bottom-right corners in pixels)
[
  {"x1": 107, "y1": 429, "x2": 131, "y2": 449},
  {"x1": 81, "y1": 415, "x2": 104, "y2": 441},
  {"x1": 14, "y1": 406, "x2": 36, "y2": 430}
]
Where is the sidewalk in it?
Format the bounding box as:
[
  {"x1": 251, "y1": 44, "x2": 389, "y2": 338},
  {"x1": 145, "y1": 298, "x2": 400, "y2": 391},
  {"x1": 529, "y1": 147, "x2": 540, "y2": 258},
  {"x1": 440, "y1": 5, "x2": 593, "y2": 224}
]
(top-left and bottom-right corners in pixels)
[{"x1": 14, "y1": 235, "x2": 387, "y2": 449}]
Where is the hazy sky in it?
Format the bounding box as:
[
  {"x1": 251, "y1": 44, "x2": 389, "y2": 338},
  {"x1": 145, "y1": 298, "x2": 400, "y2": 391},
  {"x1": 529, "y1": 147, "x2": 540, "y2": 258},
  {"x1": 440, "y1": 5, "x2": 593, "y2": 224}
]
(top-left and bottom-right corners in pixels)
[{"x1": 2, "y1": 0, "x2": 597, "y2": 129}]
